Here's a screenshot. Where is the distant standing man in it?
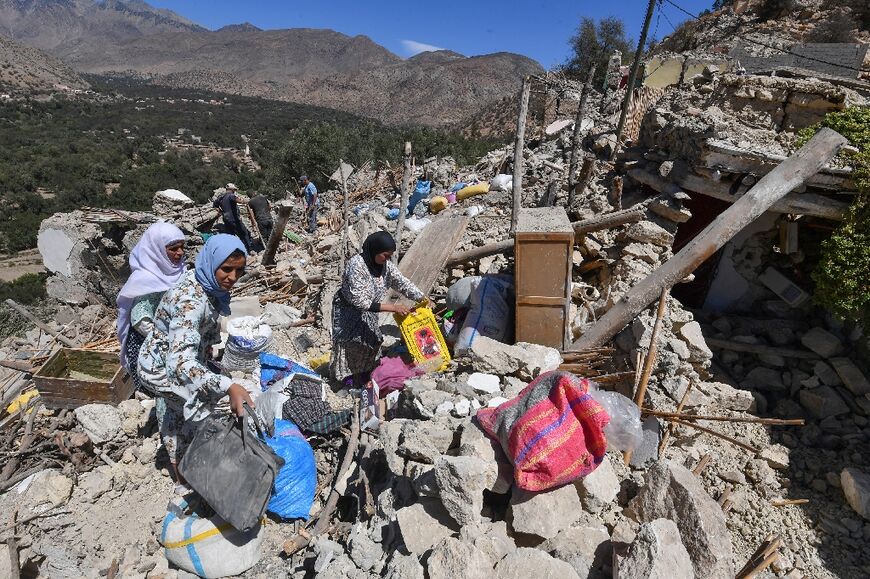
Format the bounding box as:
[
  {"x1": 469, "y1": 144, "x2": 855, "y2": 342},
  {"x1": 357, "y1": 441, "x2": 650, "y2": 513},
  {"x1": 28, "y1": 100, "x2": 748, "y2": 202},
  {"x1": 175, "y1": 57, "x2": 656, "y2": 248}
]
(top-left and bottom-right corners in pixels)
[
  {"x1": 213, "y1": 183, "x2": 254, "y2": 252},
  {"x1": 300, "y1": 175, "x2": 318, "y2": 233},
  {"x1": 247, "y1": 191, "x2": 274, "y2": 246}
]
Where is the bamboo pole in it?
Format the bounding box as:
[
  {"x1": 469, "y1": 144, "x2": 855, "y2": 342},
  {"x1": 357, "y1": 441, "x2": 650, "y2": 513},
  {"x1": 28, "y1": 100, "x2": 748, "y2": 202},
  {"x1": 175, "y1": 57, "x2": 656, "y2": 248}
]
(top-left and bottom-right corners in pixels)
[
  {"x1": 393, "y1": 142, "x2": 413, "y2": 263},
  {"x1": 657, "y1": 381, "x2": 694, "y2": 455},
  {"x1": 571, "y1": 128, "x2": 848, "y2": 350},
  {"x1": 668, "y1": 417, "x2": 760, "y2": 454},
  {"x1": 511, "y1": 77, "x2": 531, "y2": 234},
  {"x1": 624, "y1": 288, "x2": 669, "y2": 465},
  {"x1": 644, "y1": 409, "x2": 805, "y2": 426}
]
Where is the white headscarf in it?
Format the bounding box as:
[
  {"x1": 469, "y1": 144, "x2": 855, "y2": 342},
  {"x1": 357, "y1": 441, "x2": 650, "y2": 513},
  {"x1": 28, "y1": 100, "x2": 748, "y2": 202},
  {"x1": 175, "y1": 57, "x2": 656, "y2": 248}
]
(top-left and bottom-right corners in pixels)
[{"x1": 116, "y1": 222, "x2": 186, "y2": 368}]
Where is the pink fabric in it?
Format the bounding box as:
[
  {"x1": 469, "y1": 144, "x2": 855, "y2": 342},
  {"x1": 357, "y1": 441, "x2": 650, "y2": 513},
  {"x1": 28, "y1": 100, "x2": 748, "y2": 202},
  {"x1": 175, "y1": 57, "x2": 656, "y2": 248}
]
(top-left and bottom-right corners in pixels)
[{"x1": 371, "y1": 356, "x2": 424, "y2": 395}]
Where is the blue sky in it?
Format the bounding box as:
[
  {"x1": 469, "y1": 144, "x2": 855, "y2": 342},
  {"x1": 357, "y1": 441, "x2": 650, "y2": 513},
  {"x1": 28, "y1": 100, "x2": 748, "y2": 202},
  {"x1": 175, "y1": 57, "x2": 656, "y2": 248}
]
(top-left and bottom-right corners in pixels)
[{"x1": 147, "y1": 0, "x2": 716, "y2": 68}]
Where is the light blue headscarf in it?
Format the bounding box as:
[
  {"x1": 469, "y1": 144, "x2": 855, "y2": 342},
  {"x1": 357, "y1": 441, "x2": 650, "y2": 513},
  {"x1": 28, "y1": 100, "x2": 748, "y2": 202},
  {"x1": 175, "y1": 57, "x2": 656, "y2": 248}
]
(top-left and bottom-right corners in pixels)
[{"x1": 194, "y1": 234, "x2": 247, "y2": 315}]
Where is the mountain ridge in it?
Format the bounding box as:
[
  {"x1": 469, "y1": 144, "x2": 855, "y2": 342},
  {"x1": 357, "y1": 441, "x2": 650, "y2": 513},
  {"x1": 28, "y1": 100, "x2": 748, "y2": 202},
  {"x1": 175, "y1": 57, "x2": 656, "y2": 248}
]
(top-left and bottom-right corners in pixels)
[{"x1": 0, "y1": 0, "x2": 543, "y2": 126}]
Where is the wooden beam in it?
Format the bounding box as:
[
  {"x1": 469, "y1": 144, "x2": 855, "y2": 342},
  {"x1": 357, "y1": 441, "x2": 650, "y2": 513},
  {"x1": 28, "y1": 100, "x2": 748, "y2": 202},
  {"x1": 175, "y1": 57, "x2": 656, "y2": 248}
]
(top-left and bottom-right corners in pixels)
[
  {"x1": 445, "y1": 205, "x2": 647, "y2": 266},
  {"x1": 261, "y1": 200, "x2": 293, "y2": 267},
  {"x1": 338, "y1": 158, "x2": 350, "y2": 277},
  {"x1": 571, "y1": 128, "x2": 847, "y2": 350},
  {"x1": 3, "y1": 300, "x2": 75, "y2": 347},
  {"x1": 567, "y1": 62, "x2": 597, "y2": 207},
  {"x1": 511, "y1": 77, "x2": 532, "y2": 234},
  {"x1": 393, "y1": 142, "x2": 413, "y2": 263},
  {"x1": 628, "y1": 167, "x2": 848, "y2": 221}
]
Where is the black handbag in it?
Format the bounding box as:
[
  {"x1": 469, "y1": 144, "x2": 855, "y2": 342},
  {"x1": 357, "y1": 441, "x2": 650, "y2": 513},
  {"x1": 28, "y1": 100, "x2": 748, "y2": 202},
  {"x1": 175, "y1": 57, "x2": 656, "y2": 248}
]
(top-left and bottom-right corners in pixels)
[{"x1": 178, "y1": 404, "x2": 284, "y2": 531}]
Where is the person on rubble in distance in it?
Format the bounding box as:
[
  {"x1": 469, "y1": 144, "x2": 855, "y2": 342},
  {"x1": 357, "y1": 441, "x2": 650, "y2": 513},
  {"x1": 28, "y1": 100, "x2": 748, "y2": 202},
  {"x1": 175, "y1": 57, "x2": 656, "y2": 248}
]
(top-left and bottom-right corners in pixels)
[
  {"x1": 137, "y1": 234, "x2": 255, "y2": 490},
  {"x1": 299, "y1": 175, "x2": 318, "y2": 233},
  {"x1": 213, "y1": 182, "x2": 255, "y2": 252},
  {"x1": 329, "y1": 231, "x2": 429, "y2": 387},
  {"x1": 116, "y1": 222, "x2": 186, "y2": 389}
]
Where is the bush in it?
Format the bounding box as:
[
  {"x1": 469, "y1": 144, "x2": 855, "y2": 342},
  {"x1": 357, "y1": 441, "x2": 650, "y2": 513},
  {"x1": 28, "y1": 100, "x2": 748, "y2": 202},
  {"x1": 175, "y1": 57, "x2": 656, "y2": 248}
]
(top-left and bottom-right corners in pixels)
[
  {"x1": 797, "y1": 107, "x2": 870, "y2": 325},
  {"x1": 756, "y1": 0, "x2": 795, "y2": 21},
  {"x1": 805, "y1": 10, "x2": 857, "y2": 43},
  {"x1": 0, "y1": 273, "x2": 47, "y2": 305}
]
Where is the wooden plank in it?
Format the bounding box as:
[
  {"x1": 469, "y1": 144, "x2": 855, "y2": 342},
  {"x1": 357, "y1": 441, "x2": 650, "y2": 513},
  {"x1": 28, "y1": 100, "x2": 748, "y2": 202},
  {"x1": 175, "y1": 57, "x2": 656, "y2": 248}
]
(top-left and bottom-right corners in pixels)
[{"x1": 392, "y1": 215, "x2": 470, "y2": 305}]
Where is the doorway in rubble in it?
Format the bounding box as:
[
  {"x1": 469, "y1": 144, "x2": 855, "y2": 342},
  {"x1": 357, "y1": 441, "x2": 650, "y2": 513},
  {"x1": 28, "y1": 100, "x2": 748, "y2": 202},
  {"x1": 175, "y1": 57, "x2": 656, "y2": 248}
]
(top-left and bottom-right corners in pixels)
[{"x1": 668, "y1": 193, "x2": 732, "y2": 309}]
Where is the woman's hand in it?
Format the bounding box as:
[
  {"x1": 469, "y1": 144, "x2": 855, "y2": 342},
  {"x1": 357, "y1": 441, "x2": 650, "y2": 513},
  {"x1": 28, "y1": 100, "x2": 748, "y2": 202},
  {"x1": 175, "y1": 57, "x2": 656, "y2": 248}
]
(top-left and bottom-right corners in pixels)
[
  {"x1": 227, "y1": 383, "x2": 255, "y2": 417},
  {"x1": 384, "y1": 303, "x2": 411, "y2": 316}
]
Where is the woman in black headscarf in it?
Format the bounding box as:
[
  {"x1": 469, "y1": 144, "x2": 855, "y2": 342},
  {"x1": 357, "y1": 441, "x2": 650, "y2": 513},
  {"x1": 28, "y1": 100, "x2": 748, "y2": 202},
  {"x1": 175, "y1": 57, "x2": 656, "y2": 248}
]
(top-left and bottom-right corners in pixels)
[{"x1": 329, "y1": 231, "x2": 426, "y2": 385}]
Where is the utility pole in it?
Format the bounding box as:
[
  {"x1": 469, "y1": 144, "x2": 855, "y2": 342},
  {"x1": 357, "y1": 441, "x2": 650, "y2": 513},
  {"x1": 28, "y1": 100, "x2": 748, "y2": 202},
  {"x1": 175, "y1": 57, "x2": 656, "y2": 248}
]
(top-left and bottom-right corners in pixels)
[
  {"x1": 610, "y1": 0, "x2": 657, "y2": 160},
  {"x1": 510, "y1": 76, "x2": 532, "y2": 234}
]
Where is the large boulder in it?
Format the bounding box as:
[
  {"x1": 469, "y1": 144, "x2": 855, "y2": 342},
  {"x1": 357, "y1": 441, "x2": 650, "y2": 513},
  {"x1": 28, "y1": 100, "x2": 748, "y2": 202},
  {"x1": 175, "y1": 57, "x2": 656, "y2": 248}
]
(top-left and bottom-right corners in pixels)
[
  {"x1": 74, "y1": 404, "x2": 122, "y2": 444},
  {"x1": 577, "y1": 456, "x2": 620, "y2": 514},
  {"x1": 468, "y1": 336, "x2": 562, "y2": 380},
  {"x1": 799, "y1": 386, "x2": 850, "y2": 419},
  {"x1": 435, "y1": 455, "x2": 497, "y2": 526},
  {"x1": 617, "y1": 518, "x2": 694, "y2": 579},
  {"x1": 494, "y1": 547, "x2": 581, "y2": 579},
  {"x1": 629, "y1": 460, "x2": 733, "y2": 579},
  {"x1": 426, "y1": 537, "x2": 494, "y2": 579},
  {"x1": 800, "y1": 327, "x2": 843, "y2": 357},
  {"x1": 542, "y1": 524, "x2": 610, "y2": 578},
  {"x1": 395, "y1": 500, "x2": 458, "y2": 554},
  {"x1": 841, "y1": 468, "x2": 870, "y2": 520},
  {"x1": 509, "y1": 484, "x2": 582, "y2": 540}
]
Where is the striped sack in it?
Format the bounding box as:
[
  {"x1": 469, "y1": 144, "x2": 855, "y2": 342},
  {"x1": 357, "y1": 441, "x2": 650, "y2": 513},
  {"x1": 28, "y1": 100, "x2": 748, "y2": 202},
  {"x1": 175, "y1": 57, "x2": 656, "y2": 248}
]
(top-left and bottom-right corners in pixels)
[{"x1": 475, "y1": 370, "x2": 610, "y2": 492}]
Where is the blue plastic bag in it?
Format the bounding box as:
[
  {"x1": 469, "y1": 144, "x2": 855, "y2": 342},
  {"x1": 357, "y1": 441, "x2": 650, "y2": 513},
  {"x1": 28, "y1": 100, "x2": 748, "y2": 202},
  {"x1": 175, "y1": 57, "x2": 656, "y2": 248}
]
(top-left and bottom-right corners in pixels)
[
  {"x1": 386, "y1": 208, "x2": 400, "y2": 220},
  {"x1": 259, "y1": 353, "x2": 320, "y2": 391},
  {"x1": 407, "y1": 180, "x2": 431, "y2": 216},
  {"x1": 266, "y1": 420, "x2": 317, "y2": 520}
]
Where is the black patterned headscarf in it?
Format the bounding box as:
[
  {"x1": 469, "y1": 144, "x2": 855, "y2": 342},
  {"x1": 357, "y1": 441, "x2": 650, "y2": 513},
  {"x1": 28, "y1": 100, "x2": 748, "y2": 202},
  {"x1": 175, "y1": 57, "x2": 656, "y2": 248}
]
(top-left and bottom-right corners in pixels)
[{"x1": 361, "y1": 231, "x2": 396, "y2": 277}]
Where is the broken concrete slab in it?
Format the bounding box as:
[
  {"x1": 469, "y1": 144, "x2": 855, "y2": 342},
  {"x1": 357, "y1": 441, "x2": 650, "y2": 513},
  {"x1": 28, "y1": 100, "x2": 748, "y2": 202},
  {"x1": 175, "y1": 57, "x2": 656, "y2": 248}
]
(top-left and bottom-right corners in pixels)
[
  {"x1": 841, "y1": 468, "x2": 870, "y2": 521},
  {"x1": 630, "y1": 416, "x2": 662, "y2": 468},
  {"x1": 800, "y1": 327, "x2": 843, "y2": 358},
  {"x1": 624, "y1": 221, "x2": 675, "y2": 247},
  {"x1": 494, "y1": 547, "x2": 581, "y2": 579},
  {"x1": 617, "y1": 518, "x2": 695, "y2": 579},
  {"x1": 696, "y1": 381, "x2": 754, "y2": 411},
  {"x1": 743, "y1": 366, "x2": 787, "y2": 392},
  {"x1": 629, "y1": 460, "x2": 734, "y2": 579},
  {"x1": 457, "y1": 421, "x2": 512, "y2": 494},
  {"x1": 829, "y1": 358, "x2": 870, "y2": 396},
  {"x1": 395, "y1": 499, "x2": 458, "y2": 554},
  {"x1": 468, "y1": 336, "x2": 562, "y2": 381},
  {"x1": 459, "y1": 521, "x2": 517, "y2": 564},
  {"x1": 509, "y1": 483, "x2": 582, "y2": 540}
]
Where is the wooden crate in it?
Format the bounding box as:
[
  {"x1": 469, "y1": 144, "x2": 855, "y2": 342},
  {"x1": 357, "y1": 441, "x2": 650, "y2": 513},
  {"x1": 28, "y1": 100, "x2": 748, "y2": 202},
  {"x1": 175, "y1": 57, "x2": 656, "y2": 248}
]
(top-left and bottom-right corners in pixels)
[
  {"x1": 514, "y1": 207, "x2": 574, "y2": 350},
  {"x1": 33, "y1": 348, "x2": 133, "y2": 409}
]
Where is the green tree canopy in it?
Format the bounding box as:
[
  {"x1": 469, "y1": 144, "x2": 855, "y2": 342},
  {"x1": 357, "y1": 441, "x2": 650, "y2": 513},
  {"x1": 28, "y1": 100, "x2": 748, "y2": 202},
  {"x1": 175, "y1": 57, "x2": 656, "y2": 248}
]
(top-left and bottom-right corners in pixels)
[{"x1": 564, "y1": 16, "x2": 633, "y2": 86}]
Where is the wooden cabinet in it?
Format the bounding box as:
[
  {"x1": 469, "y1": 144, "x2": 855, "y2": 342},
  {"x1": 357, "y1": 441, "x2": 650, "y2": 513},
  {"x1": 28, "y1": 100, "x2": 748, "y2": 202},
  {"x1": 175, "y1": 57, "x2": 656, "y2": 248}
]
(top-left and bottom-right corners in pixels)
[{"x1": 514, "y1": 207, "x2": 574, "y2": 351}]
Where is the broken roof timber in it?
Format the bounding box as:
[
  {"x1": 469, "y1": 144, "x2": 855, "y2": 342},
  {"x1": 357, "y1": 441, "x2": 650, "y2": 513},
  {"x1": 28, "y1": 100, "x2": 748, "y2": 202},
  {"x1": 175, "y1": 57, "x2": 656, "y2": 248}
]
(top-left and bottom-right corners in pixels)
[{"x1": 702, "y1": 139, "x2": 855, "y2": 192}]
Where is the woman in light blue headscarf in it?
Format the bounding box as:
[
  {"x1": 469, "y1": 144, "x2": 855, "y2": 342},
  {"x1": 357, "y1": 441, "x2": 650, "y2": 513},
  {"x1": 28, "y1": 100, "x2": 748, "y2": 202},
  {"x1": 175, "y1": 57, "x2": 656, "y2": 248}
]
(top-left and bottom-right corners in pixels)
[{"x1": 138, "y1": 234, "x2": 254, "y2": 482}]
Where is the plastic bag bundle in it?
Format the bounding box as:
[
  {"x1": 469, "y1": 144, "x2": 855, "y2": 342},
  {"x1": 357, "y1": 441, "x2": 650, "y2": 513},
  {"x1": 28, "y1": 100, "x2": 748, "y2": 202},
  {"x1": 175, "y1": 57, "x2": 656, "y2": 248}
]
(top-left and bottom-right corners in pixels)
[
  {"x1": 455, "y1": 275, "x2": 514, "y2": 353},
  {"x1": 587, "y1": 383, "x2": 643, "y2": 452},
  {"x1": 161, "y1": 495, "x2": 263, "y2": 578},
  {"x1": 224, "y1": 316, "x2": 274, "y2": 372},
  {"x1": 265, "y1": 420, "x2": 317, "y2": 520},
  {"x1": 489, "y1": 174, "x2": 513, "y2": 192}
]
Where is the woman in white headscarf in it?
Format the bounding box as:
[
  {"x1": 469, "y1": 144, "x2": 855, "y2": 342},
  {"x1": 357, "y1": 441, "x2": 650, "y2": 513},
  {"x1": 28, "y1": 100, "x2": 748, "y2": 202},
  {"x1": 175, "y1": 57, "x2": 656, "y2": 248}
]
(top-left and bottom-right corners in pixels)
[{"x1": 116, "y1": 222, "x2": 186, "y2": 389}]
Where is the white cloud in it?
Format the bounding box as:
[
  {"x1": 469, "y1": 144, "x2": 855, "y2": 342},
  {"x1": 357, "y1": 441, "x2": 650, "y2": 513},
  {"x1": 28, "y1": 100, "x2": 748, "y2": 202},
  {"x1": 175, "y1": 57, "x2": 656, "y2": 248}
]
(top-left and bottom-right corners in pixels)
[{"x1": 400, "y1": 39, "x2": 444, "y2": 56}]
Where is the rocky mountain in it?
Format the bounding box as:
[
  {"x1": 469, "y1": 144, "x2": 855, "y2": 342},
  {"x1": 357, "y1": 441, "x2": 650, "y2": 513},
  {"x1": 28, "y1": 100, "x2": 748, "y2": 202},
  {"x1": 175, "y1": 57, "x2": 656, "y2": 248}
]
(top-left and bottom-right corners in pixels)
[
  {"x1": 0, "y1": 0, "x2": 542, "y2": 126},
  {"x1": 0, "y1": 33, "x2": 88, "y2": 92}
]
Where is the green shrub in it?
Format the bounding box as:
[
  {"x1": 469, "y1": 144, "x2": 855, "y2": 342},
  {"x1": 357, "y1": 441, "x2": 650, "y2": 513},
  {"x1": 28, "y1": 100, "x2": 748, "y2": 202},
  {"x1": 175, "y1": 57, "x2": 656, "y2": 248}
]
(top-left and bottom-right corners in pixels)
[{"x1": 797, "y1": 107, "x2": 870, "y2": 325}]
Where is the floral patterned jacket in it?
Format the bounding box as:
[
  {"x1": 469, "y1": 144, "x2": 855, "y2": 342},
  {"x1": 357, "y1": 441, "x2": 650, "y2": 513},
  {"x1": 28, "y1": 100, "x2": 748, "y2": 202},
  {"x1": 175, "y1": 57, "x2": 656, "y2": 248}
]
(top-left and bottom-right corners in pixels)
[{"x1": 137, "y1": 270, "x2": 231, "y2": 420}]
